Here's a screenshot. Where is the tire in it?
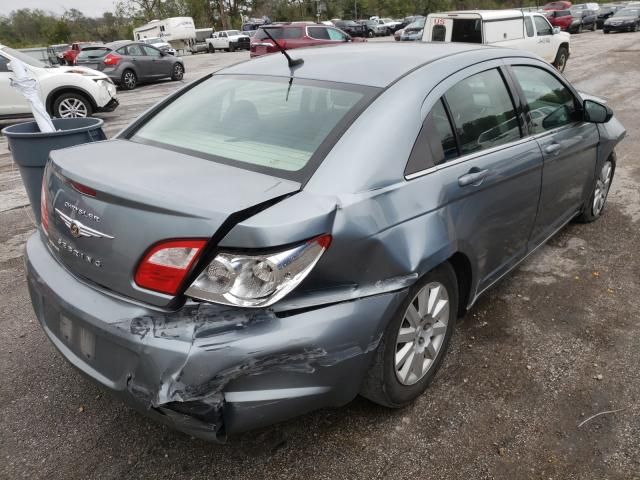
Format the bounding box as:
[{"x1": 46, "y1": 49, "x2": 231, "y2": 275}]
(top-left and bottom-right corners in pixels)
[
  {"x1": 52, "y1": 92, "x2": 93, "y2": 118},
  {"x1": 120, "y1": 69, "x2": 137, "y2": 90},
  {"x1": 578, "y1": 23, "x2": 583, "y2": 33},
  {"x1": 592, "y1": 22, "x2": 597, "y2": 31},
  {"x1": 368, "y1": 30, "x2": 374, "y2": 38},
  {"x1": 360, "y1": 263, "x2": 458, "y2": 408},
  {"x1": 576, "y1": 157, "x2": 615, "y2": 223},
  {"x1": 553, "y1": 46, "x2": 569, "y2": 73},
  {"x1": 634, "y1": 23, "x2": 639, "y2": 32},
  {"x1": 208, "y1": 44, "x2": 214, "y2": 53},
  {"x1": 604, "y1": 29, "x2": 610, "y2": 34},
  {"x1": 171, "y1": 62, "x2": 184, "y2": 81}
]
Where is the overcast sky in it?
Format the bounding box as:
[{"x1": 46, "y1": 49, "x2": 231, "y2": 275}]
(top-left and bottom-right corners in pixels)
[{"x1": 0, "y1": 0, "x2": 117, "y2": 17}]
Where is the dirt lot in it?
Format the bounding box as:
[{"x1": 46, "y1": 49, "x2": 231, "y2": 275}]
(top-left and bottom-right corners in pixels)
[{"x1": 1, "y1": 33, "x2": 639, "y2": 479}]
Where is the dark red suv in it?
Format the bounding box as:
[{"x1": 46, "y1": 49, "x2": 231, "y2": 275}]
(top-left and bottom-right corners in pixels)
[
  {"x1": 250, "y1": 23, "x2": 365, "y2": 58},
  {"x1": 545, "y1": 9, "x2": 573, "y2": 30}
]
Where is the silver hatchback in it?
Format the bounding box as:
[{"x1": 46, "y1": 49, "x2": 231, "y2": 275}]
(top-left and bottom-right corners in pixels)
[{"x1": 26, "y1": 43, "x2": 625, "y2": 442}]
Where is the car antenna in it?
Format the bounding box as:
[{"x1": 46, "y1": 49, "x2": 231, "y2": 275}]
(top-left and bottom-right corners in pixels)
[{"x1": 261, "y1": 27, "x2": 304, "y2": 68}]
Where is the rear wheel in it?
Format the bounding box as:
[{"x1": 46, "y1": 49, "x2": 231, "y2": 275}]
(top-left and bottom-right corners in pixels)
[
  {"x1": 553, "y1": 46, "x2": 569, "y2": 73},
  {"x1": 592, "y1": 22, "x2": 597, "y2": 31},
  {"x1": 208, "y1": 44, "x2": 214, "y2": 53},
  {"x1": 53, "y1": 92, "x2": 92, "y2": 118},
  {"x1": 576, "y1": 158, "x2": 615, "y2": 223},
  {"x1": 121, "y1": 69, "x2": 137, "y2": 90},
  {"x1": 360, "y1": 263, "x2": 458, "y2": 408},
  {"x1": 368, "y1": 30, "x2": 374, "y2": 38}
]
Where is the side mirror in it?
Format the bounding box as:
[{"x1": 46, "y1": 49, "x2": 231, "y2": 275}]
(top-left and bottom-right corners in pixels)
[
  {"x1": 583, "y1": 99, "x2": 613, "y2": 123},
  {"x1": 552, "y1": 26, "x2": 560, "y2": 34}
]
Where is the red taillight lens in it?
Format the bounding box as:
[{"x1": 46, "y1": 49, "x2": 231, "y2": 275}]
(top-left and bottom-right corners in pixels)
[
  {"x1": 103, "y1": 53, "x2": 122, "y2": 66},
  {"x1": 68, "y1": 179, "x2": 96, "y2": 197},
  {"x1": 40, "y1": 178, "x2": 49, "y2": 235},
  {"x1": 135, "y1": 239, "x2": 207, "y2": 295}
]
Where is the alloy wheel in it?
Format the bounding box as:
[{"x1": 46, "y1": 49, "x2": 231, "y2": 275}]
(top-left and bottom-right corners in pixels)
[
  {"x1": 592, "y1": 161, "x2": 613, "y2": 216},
  {"x1": 173, "y1": 64, "x2": 184, "y2": 80},
  {"x1": 58, "y1": 98, "x2": 88, "y2": 118},
  {"x1": 395, "y1": 282, "x2": 449, "y2": 386},
  {"x1": 123, "y1": 71, "x2": 136, "y2": 89}
]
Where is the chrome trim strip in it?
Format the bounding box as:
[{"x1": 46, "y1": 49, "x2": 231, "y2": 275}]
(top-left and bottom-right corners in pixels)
[{"x1": 405, "y1": 136, "x2": 535, "y2": 181}]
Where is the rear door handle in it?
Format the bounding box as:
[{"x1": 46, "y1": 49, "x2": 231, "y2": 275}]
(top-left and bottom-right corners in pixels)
[
  {"x1": 458, "y1": 169, "x2": 489, "y2": 187},
  {"x1": 544, "y1": 143, "x2": 562, "y2": 154}
]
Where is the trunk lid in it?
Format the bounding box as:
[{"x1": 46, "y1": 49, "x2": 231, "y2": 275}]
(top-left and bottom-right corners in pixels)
[{"x1": 44, "y1": 139, "x2": 300, "y2": 307}]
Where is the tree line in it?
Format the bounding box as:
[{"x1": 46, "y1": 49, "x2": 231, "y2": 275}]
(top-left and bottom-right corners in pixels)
[{"x1": 0, "y1": 0, "x2": 541, "y2": 48}]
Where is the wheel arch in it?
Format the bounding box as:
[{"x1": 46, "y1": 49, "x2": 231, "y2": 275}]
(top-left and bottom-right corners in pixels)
[{"x1": 46, "y1": 86, "x2": 97, "y2": 115}]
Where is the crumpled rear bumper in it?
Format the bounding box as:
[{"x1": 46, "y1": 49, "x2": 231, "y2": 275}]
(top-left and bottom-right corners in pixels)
[{"x1": 24, "y1": 232, "x2": 405, "y2": 441}]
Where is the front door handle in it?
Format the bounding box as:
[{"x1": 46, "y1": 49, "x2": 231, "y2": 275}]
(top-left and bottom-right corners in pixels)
[
  {"x1": 458, "y1": 169, "x2": 489, "y2": 187},
  {"x1": 544, "y1": 143, "x2": 562, "y2": 154}
]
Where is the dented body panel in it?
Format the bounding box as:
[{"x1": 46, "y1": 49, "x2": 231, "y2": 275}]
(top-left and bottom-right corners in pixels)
[
  {"x1": 24, "y1": 43, "x2": 625, "y2": 441},
  {"x1": 26, "y1": 233, "x2": 404, "y2": 440}
]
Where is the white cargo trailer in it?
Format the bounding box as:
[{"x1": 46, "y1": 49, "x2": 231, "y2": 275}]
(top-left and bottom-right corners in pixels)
[{"x1": 133, "y1": 17, "x2": 196, "y2": 52}]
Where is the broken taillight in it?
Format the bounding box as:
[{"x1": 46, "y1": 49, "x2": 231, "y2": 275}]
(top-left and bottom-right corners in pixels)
[
  {"x1": 40, "y1": 178, "x2": 49, "y2": 235},
  {"x1": 134, "y1": 239, "x2": 207, "y2": 295},
  {"x1": 185, "y1": 234, "x2": 331, "y2": 308}
]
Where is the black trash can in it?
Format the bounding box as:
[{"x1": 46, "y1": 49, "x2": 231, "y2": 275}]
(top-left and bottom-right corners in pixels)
[{"x1": 2, "y1": 117, "x2": 106, "y2": 223}]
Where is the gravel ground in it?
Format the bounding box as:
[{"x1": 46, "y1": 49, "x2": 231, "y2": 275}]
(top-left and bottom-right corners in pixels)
[{"x1": 1, "y1": 32, "x2": 639, "y2": 479}]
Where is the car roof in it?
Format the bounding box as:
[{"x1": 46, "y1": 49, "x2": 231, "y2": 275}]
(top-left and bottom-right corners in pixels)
[
  {"x1": 106, "y1": 40, "x2": 135, "y2": 49},
  {"x1": 430, "y1": 9, "x2": 527, "y2": 20},
  {"x1": 220, "y1": 42, "x2": 531, "y2": 88}
]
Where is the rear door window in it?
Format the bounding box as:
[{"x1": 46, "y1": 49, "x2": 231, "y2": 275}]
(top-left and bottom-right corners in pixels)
[
  {"x1": 308, "y1": 26, "x2": 330, "y2": 40},
  {"x1": 510, "y1": 66, "x2": 578, "y2": 134},
  {"x1": 444, "y1": 69, "x2": 521, "y2": 155},
  {"x1": 405, "y1": 99, "x2": 458, "y2": 175},
  {"x1": 142, "y1": 45, "x2": 161, "y2": 57},
  {"x1": 127, "y1": 44, "x2": 145, "y2": 56},
  {"x1": 327, "y1": 28, "x2": 347, "y2": 40}
]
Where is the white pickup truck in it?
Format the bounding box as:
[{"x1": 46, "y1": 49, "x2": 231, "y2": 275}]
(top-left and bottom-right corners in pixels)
[
  {"x1": 206, "y1": 30, "x2": 251, "y2": 52},
  {"x1": 423, "y1": 10, "x2": 571, "y2": 72}
]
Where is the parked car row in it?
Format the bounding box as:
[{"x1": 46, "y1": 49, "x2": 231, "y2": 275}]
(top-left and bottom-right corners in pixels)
[{"x1": 543, "y1": 1, "x2": 640, "y2": 32}]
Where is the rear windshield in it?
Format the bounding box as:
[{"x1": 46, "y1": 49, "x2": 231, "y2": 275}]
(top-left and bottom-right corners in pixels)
[
  {"x1": 255, "y1": 27, "x2": 303, "y2": 40},
  {"x1": 129, "y1": 75, "x2": 378, "y2": 182},
  {"x1": 77, "y1": 48, "x2": 109, "y2": 60}
]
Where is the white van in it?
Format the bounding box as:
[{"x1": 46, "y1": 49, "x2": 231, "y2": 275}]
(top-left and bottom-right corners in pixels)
[{"x1": 423, "y1": 10, "x2": 571, "y2": 72}]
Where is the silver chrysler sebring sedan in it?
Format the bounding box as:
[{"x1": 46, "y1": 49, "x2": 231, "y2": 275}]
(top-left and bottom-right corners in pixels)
[{"x1": 25, "y1": 43, "x2": 625, "y2": 442}]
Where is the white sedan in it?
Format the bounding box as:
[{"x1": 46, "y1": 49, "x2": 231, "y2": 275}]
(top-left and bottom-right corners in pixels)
[{"x1": 0, "y1": 44, "x2": 118, "y2": 119}]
